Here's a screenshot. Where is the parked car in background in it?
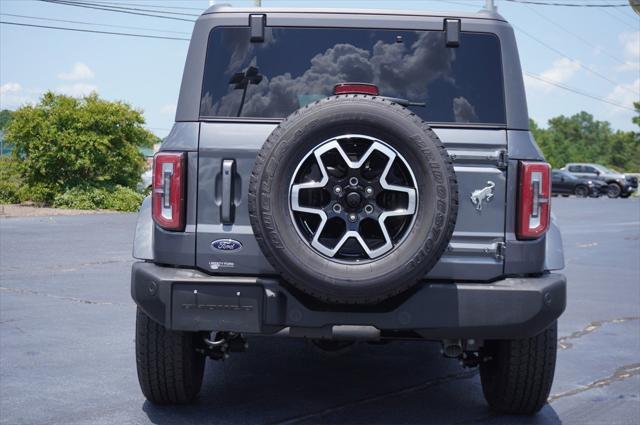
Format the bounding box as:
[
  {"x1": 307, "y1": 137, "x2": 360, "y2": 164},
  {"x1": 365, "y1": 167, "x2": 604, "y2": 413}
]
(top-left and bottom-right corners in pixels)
[
  {"x1": 551, "y1": 169, "x2": 607, "y2": 197},
  {"x1": 562, "y1": 163, "x2": 637, "y2": 198}
]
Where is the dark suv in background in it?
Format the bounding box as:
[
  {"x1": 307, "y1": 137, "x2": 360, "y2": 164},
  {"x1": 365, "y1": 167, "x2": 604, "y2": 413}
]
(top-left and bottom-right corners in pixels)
[
  {"x1": 562, "y1": 163, "x2": 637, "y2": 198},
  {"x1": 131, "y1": 4, "x2": 566, "y2": 416},
  {"x1": 551, "y1": 169, "x2": 607, "y2": 197}
]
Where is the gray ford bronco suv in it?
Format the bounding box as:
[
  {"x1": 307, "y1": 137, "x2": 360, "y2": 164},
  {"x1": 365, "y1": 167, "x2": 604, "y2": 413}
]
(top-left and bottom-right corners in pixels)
[{"x1": 131, "y1": 4, "x2": 566, "y2": 415}]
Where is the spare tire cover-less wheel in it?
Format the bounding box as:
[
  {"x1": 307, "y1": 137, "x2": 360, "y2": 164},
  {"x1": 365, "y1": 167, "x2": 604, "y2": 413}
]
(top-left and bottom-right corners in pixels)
[{"x1": 248, "y1": 95, "x2": 458, "y2": 304}]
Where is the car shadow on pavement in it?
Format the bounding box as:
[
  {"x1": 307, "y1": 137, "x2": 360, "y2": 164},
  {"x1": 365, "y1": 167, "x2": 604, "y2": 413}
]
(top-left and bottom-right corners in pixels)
[{"x1": 141, "y1": 337, "x2": 562, "y2": 424}]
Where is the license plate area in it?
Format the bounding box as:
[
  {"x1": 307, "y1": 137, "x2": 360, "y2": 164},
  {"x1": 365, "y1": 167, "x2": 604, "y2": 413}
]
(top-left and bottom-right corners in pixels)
[{"x1": 172, "y1": 284, "x2": 263, "y2": 332}]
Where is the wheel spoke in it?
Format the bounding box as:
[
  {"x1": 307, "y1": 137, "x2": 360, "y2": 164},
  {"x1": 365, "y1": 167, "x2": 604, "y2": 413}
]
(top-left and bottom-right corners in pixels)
[{"x1": 289, "y1": 135, "x2": 418, "y2": 261}]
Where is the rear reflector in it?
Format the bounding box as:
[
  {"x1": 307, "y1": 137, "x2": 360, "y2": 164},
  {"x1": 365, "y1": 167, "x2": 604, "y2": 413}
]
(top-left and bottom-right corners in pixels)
[
  {"x1": 517, "y1": 161, "x2": 551, "y2": 240},
  {"x1": 152, "y1": 152, "x2": 186, "y2": 231},
  {"x1": 334, "y1": 83, "x2": 379, "y2": 96}
]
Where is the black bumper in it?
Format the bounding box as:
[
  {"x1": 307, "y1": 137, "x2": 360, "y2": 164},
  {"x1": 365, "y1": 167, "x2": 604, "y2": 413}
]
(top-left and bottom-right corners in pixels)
[{"x1": 131, "y1": 262, "x2": 566, "y2": 340}]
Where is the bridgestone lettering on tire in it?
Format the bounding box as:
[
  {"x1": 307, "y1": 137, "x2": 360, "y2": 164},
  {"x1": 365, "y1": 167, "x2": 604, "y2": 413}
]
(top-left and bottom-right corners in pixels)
[{"x1": 248, "y1": 95, "x2": 458, "y2": 304}]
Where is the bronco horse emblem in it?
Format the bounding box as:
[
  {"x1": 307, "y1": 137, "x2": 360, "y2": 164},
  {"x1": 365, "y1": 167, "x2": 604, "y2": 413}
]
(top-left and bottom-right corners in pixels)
[{"x1": 470, "y1": 181, "x2": 496, "y2": 211}]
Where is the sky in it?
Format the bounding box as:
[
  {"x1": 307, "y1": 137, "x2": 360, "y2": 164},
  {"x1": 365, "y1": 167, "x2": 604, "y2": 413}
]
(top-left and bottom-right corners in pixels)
[{"x1": 0, "y1": 0, "x2": 638, "y2": 138}]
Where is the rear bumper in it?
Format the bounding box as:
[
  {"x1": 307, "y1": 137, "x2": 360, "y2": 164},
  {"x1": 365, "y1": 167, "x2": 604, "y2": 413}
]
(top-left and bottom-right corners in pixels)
[{"x1": 131, "y1": 262, "x2": 566, "y2": 340}]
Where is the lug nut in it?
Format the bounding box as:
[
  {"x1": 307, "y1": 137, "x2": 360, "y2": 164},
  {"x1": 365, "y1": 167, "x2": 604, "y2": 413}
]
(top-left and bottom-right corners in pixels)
[
  {"x1": 349, "y1": 177, "x2": 359, "y2": 186},
  {"x1": 365, "y1": 186, "x2": 374, "y2": 195},
  {"x1": 349, "y1": 213, "x2": 358, "y2": 222},
  {"x1": 333, "y1": 203, "x2": 342, "y2": 213},
  {"x1": 364, "y1": 204, "x2": 374, "y2": 214},
  {"x1": 333, "y1": 185, "x2": 342, "y2": 194}
]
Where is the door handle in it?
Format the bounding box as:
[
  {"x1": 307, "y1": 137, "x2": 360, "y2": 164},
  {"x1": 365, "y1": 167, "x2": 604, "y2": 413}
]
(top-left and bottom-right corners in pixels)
[{"x1": 221, "y1": 159, "x2": 235, "y2": 224}]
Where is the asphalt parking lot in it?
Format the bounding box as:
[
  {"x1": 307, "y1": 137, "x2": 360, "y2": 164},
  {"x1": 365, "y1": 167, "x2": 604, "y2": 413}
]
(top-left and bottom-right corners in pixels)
[{"x1": 1, "y1": 197, "x2": 639, "y2": 425}]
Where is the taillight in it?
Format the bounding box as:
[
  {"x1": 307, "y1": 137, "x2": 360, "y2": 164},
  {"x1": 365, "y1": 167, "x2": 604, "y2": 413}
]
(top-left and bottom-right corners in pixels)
[
  {"x1": 517, "y1": 161, "x2": 551, "y2": 240},
  {"x1": 334, "y1": 83, "x2": 379, "y2": 96},
  {"x1": 152, "y1": 152, "x2": 186, "y2": 231}
]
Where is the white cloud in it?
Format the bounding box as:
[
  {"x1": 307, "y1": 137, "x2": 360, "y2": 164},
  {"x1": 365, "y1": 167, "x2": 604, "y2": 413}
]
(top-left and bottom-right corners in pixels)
[
  {"x1": 606, "y1": 78, "x2": 640, "y2": 111},
  {"x1": 616, "y1": 32, "x2": 640, "y2": 73},
  {"x1": 0, "y1": 82, "x2": 22, "y2": 95},
  {"x1": 0, "y1": 82, "x2": 39, "y2": 109},
  {"x1": 542, "y1": 58, "x2": 581, "y2": 83},
  {"x1": 160, "y1": 103, "x2": 176, "y2": 115},
  {"x1": 524, "y1": 58, "x2": 581, "y2": 94},
  {"x1": 620, "y1": 32, "x2": 640, "y2": 60},
  {"x1": 55, "y1": 83, "x2": 98, "y2": 97},
  {"x1": 57, "y1": 62, "x2": 95, "y2": 81}
]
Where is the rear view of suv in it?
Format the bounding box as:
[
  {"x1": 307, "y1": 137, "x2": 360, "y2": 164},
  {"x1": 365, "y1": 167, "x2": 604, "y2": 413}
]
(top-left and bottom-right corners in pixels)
[{"x1": 131, "y1": 5, "x2": 566, "y2": 415}]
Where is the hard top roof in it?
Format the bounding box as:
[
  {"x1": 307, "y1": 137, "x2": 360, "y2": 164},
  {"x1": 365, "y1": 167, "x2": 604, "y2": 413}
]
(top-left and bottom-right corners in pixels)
[{"x1": 202, "y1": 4, "x2": 507, "y2": 22}]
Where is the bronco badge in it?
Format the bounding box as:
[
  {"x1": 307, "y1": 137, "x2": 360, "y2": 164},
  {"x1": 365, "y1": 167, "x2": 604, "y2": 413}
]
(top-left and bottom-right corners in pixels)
[
  {"x1": 211, "y1": 239, "x2": 243, "y2": 251},
  {"x1": 470, "y1": 181, "x2": 495, "y2": 211}
]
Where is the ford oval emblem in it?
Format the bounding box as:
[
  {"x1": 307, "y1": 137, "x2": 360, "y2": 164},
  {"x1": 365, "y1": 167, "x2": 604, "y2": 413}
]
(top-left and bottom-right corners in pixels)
[{"x1": 211, "y1": 239, "x2": 243, "y2": 251}]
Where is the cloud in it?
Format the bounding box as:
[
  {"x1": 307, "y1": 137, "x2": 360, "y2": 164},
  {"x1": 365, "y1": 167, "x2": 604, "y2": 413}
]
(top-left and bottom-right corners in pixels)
[
  {"x1": 616, "y1": 32, "x2": 640, "y2": 72},
  {"x1": 202, "y1": 32, "x2": 455, "y2": 118},
  {"x1": 524, "y1": 58, "x2": 581, "y2": 94},
  {"x1": 0, "y1": 82, "x2": 39, "y2": 109},
  {"x1": 57, "y1": 62, "x2": 95, "y2": 81},
  {"x1": 606, "y1": 78, "x2": 640, "y2": 111},
  {"x1": 620, "y1": 31, "x2": 639, "y2": 60},
  {"x1": 453, "y1": 97, "x2": 478, "y2": 123},
  {"x1": 160, "y1": 103, "x2": 176, "y2": 115},
  {"x1": 55, "y1": 83, "x2": 98, "y2": 97},
  {"x1": 0, "y1": 82, "x2": 22, "y2": 95}
]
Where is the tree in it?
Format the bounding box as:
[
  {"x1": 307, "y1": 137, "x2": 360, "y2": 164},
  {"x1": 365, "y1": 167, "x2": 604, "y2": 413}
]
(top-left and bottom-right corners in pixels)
[
  {"x1": 4, "y1": 92, "x2": 158, "y2": 201},
  {"x1": 530, "y1": 111, "x2": 639, "y2": 172},
  {"x1": 0, "y1": 109, "x2": 13, "y2": 130}
]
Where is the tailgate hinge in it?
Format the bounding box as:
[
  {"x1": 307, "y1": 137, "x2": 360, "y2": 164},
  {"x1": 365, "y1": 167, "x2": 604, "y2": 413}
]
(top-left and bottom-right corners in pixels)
[
  {"x1": 497, "y1": 150, "x2": 508, "y2": 169},
  {"x1": 495, "y1": 242, "x2": 506, "y2": 260}
]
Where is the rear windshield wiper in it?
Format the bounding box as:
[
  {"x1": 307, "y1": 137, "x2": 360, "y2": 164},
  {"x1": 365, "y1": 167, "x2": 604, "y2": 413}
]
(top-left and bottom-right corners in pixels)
[{"x1": 381, "y1": 97, "x2": 426, "y2": 107}]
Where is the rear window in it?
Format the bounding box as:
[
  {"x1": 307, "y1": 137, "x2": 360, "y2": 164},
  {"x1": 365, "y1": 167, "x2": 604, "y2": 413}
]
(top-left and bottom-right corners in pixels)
[{"x1": 200, "y1": 27, "x2": 506, "y2": 125}]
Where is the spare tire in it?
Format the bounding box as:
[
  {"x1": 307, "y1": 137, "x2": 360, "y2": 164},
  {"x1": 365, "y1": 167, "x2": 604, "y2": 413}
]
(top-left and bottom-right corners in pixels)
[{"x1": 248, "y1": 95, "x2": 457, "y2": 304}]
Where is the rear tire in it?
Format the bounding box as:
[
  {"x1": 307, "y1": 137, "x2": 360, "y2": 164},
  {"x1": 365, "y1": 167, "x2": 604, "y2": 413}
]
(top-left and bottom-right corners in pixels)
[
  {"x1": 479, "y1": 322, "x2": 557, "y2": 415},
  {"x1": 135, "y1": 308, "x2": 206, "y2": 405},
  {"x1": 620, "y1": 193, "x2": 631, "y2": 199},
  {"x1": 574, "y1": 185, "x2": 589, "y2": 198},
  {"x1": 607, "y1": 183, "x2": 622, "y2": 198}
]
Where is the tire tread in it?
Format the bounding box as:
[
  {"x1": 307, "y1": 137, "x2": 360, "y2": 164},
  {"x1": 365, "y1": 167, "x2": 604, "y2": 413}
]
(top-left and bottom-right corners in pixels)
[
  {"x1": 135, "y1": 308, "x2": 205, "y2": 405},
  {"x1": 480, "y1": 322, "x2": 557, "y2": 415}
]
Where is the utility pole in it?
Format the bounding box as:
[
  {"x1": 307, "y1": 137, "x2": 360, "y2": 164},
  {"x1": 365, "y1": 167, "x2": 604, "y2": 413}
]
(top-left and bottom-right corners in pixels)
[
  {"x1": 254, "y1": 0, "x2": 261, "y2": 6},
  {"x1": 484, "y1": 0, "x2": 496, "y2": 12}
]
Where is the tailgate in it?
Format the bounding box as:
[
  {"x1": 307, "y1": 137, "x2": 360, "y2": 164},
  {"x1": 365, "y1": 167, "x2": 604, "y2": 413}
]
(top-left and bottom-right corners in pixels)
[{"x1": 196, "y1": 123, "x2": 507, "y2": 281}]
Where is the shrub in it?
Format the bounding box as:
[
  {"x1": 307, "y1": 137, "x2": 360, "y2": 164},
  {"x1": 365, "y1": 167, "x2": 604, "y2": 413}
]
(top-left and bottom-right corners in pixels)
[
  {"x1": 104, "y1": 186, "x2": 145, "y2": 212},
  {"x1": 53, "y1": 185, "x2": 144, "y2": 212},
  {"x1": 4, "y1": 92, "x2": 158, "y2": 195},
  {"x1": 18, "y1": 183, "x2": 56, "y2": 205},
  {"x1": 0, "y1": 157, "x2": 22, "y2": 204}
]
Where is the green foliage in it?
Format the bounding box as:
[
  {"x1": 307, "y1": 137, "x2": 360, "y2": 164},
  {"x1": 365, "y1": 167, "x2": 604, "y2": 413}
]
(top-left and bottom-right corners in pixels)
[
  {"x1": 4, "y1": 92, "x2": 158, "y2": 195},
  {"x1": 531, "y1": 109, "x2": 640, "y2": 172},
  {"x1": 0, "y1": 109, "x2": 13, "y2": 130},
  {"x1": 53, "y1": 185, "x2": 144, "y2": 212},
  {"x1": 18, "y1": 183, "x2": 57, "y2": 205},
  {"x1": 0, "y1": 157, "x2": 22, "y2": 204}
]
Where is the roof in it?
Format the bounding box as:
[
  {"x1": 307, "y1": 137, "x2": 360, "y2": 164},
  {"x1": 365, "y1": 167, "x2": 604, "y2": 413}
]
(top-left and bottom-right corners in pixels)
[{"x1": 202, "y1": 4, "x2": 506, "y2": 22}]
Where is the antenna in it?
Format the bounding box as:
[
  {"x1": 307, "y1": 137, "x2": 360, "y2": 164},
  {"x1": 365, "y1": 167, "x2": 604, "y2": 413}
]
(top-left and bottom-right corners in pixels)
[{"x1": 484, "y1": 0, "x2": 496, "y2": 11}]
